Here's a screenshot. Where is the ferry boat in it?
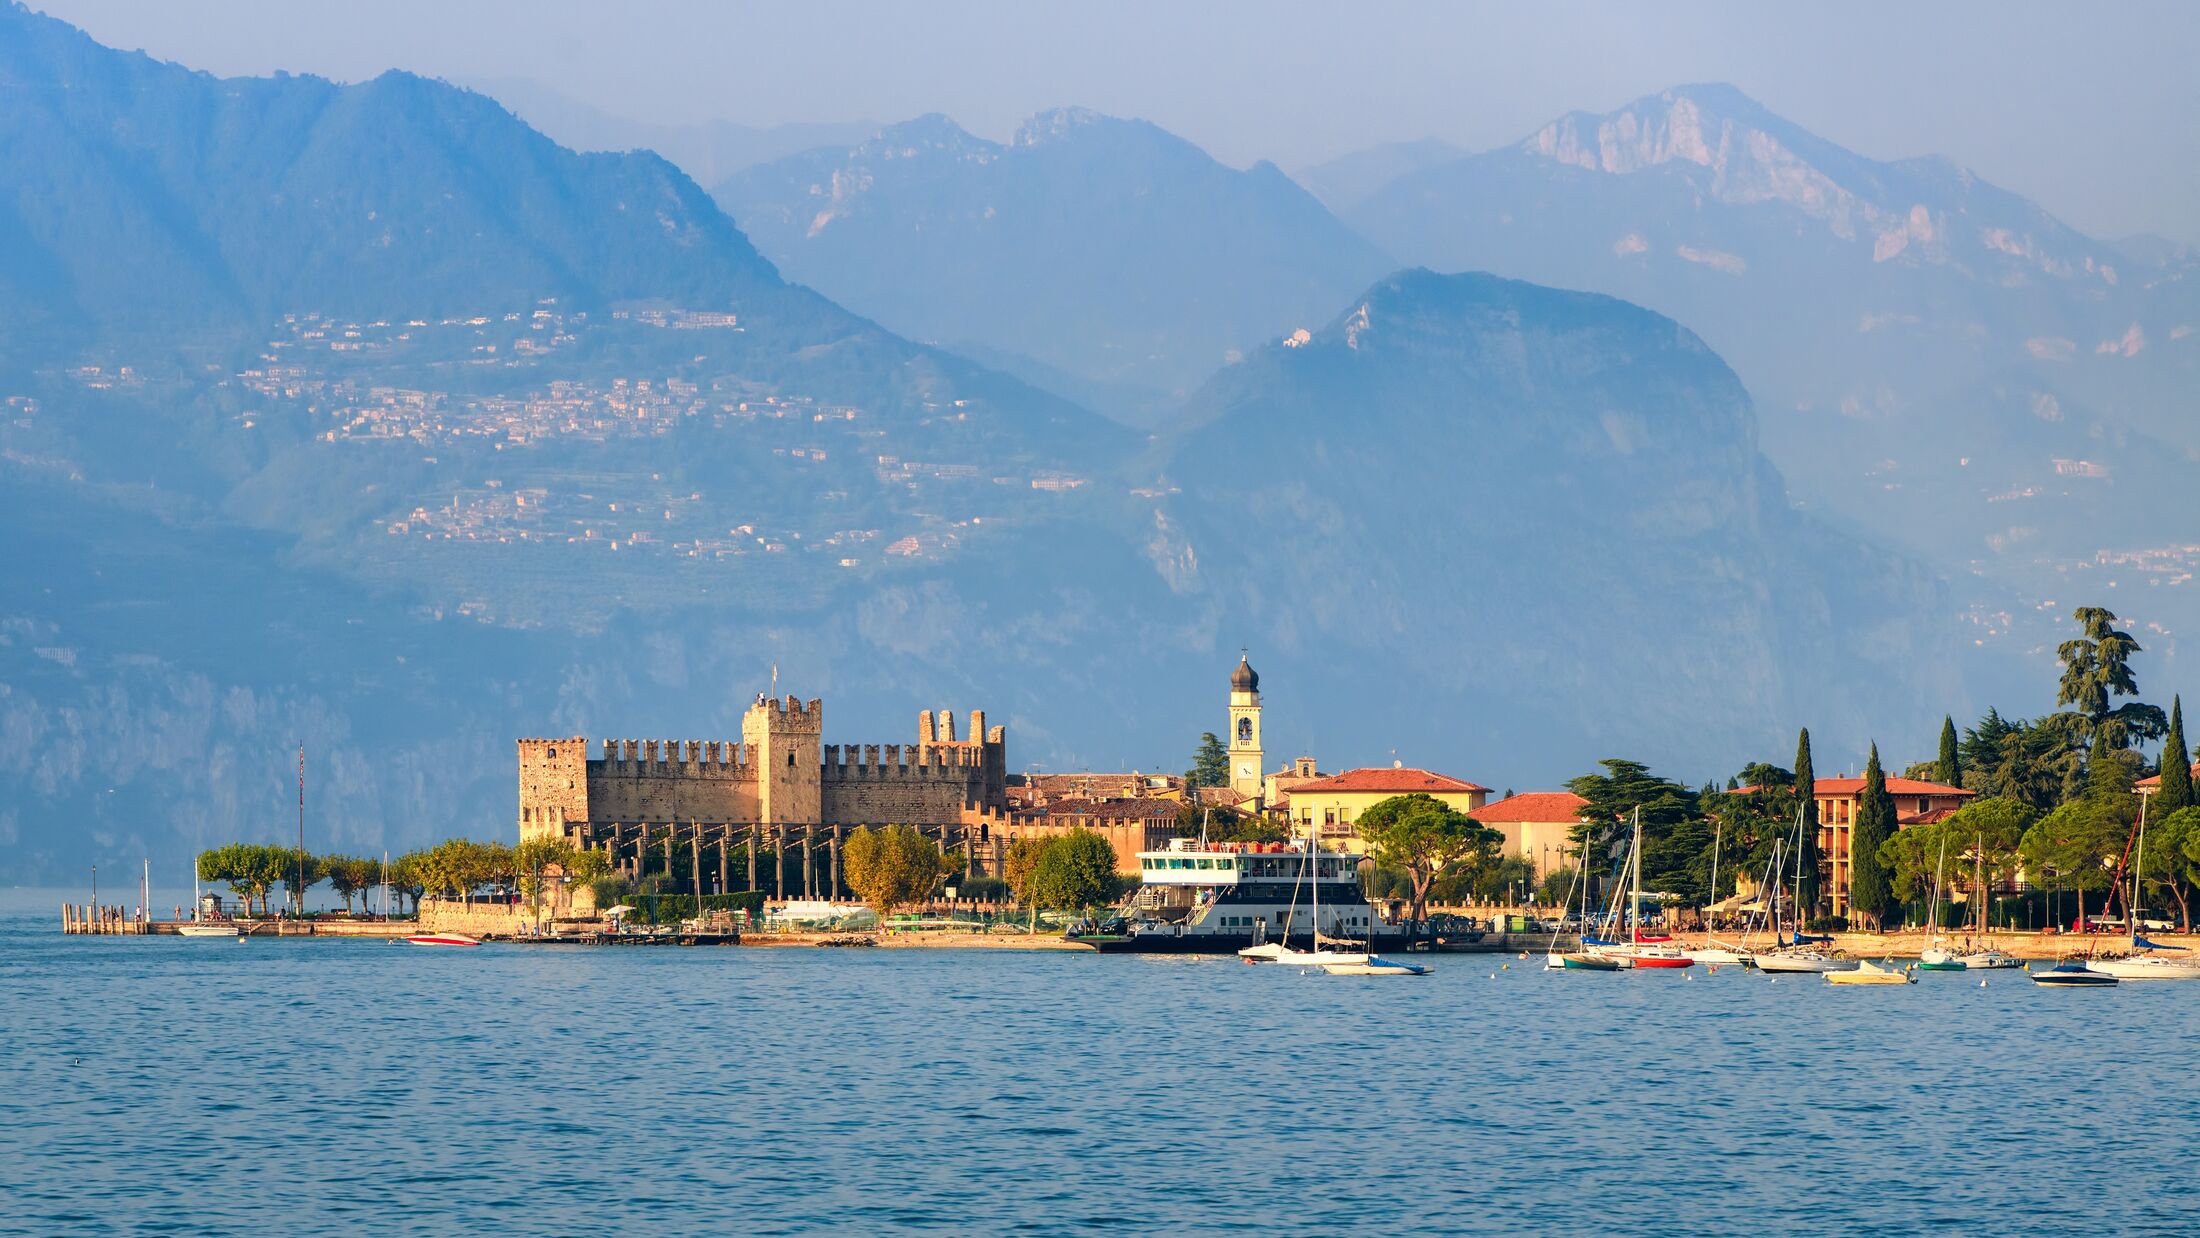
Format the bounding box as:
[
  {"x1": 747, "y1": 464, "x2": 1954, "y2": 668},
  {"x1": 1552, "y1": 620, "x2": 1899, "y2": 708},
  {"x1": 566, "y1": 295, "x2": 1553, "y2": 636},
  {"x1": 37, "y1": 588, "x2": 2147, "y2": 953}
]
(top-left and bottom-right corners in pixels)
[{"x1": 1069, "y1": 838, "x2": 1469, "y2": 954}]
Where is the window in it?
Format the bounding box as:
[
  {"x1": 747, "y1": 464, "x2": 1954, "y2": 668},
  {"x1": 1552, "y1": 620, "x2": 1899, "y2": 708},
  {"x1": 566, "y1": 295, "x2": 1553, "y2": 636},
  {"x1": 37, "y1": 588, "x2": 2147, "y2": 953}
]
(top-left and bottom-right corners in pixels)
[
  {"x1": 787, "y1": 752, "x2": 796, "y2": 768},
  {"x1": 546, "y1": 747, "x2": 557, "y2": 759}
]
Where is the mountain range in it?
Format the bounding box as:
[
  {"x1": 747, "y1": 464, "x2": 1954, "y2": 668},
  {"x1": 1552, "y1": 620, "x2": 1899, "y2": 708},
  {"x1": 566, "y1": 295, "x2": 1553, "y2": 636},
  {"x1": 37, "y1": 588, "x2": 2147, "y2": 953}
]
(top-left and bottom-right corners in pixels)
[
  {"x1": 0, "y1": 4, "x2": 2048, "y2": 883},
  {"x1": 713, "y1": 110, "x2": 1397, "y2": 417}
]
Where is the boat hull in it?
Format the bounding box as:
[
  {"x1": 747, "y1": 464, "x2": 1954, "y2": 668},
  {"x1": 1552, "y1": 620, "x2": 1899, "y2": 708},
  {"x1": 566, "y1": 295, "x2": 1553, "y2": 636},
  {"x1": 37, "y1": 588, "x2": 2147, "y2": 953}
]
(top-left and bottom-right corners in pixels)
[
  {"x1": 1558, "y1": 954, "x2": 1620, "y2": 971},
  {"x1": 2086, "y1": 958, "x2": 2200, "y2": 980},
  {"x1": 404, "y1": 933, "x2": 481, "y2": 947},
  {"x1": 176, "y1": 924, "x2": 239, "y2": 938},
  {"x1": 2032, "y1": 966, "x2": 2118, "y2": 987},
  {"x1": 1755, "y1": 953, "x2": 1856, "y2": 974}
]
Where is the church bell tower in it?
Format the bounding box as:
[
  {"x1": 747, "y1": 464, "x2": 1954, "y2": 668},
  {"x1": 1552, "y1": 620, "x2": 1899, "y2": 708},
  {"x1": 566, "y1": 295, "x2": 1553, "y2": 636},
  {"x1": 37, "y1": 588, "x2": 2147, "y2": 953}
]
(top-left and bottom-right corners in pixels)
[{"x1": 1227, "y1": 653, "x2": 1264, "y2": 807}]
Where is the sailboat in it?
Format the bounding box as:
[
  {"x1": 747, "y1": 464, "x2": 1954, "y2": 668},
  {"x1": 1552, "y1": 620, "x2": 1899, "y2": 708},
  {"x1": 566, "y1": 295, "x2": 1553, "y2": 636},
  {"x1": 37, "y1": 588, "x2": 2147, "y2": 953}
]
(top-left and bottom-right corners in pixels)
[
  {"x1": 1255, "y1": 836, "x2": 1369, "y2": 967},
  {"x1": 1684, "y1": 813, "x2": 1752, "y2": 966},
  {"x1": 2036, "y1": 795, "x2": 2150, "y2": 987},
  {"x1": 1753, "y1": 803, "x2": 1856, "y2": 974},
  {"x1": 1953, "y1": 831, "x2": 2019, "y2": 968},
  {"x1": 1917, "y1": 837, "x2": 1966, "y2": 971},
  {"x1": 177, "y1": 867, "x2": 239, "y2": 939},
  {"x1": 1547, "y1": 857, "x2": 1616, "y2": 970},
  {"x1": 1600, "y1": 807, "x2": 1692, "y2": 970},
  {"x1": 2086, "y1": 800, "x2": 2200, "y2": 979}
]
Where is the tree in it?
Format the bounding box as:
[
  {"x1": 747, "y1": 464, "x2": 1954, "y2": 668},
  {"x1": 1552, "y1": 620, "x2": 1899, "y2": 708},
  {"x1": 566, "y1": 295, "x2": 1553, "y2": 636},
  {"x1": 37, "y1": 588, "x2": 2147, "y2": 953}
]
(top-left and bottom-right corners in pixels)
[
  {"x1": 841, "y1": 825, "x2": 945, "y2": 915},
  {"x1": 1536, "y1": 867, "x2": 1580, "y2": 908},
  {"x1": 1846, "y1": 744, "x2": 1897, "y2": 930},
  {"x1": 1186, "y1": 731, "x2": 1230, "y2": 788},
  {"x1": 1352, "y1": 793, "x2": 1502, "y2": 921},
  {"x1": 388, "y1": 850, "x2": 428, "y2": 914},
  {"x1": 2157, "y1": 696, "x2": 2193, "y2": 813},
  {"x1": 2021, "y1": 800, "x2": 2125, "y2": 927},
  {"x1": 1174, "y1": 801, "x2": 1283, "y2": 844},
  {"x1": 1962, "y1": 710, "x2": 2078, "y2": 809},
  {"x1": 2145, "y1": 806, "x2": 2200, "y2": 931},
  {"x1": 1793, "y1": 730, "x2": 1822, "y2": 917},
  {"x1": 1002, "y1": 836, "x2": 1050, "y2": 917},
  {"x1": 2054, "y1": 606, "x2": 2167, "y2": 750},
  {"x1": 1936, "y1": 716, "x2": 1961, "y2": 786},
  {"x1": 323, "y1": 855, "x2": 375, "y2": 914},
  {"x1": 1940, "y1": 796, "x2": 2037, "y2": 929},
  {"x1": 1031, "y1": 829, "x2": 1119, "y2": 912}
]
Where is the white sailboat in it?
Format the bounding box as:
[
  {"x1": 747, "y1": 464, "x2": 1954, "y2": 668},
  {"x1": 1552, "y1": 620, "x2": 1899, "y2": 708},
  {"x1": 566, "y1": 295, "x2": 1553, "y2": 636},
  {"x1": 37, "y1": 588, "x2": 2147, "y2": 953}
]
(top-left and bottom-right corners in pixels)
[
  {"x1": 2088, "y1": 799, "x2": 2200, "y2": 979},
  {"x1": 1684, "y1": 812, "x2": 1752, "y2": 966},
  {"x1": 1753, "y1": 805, "x2": 1854, "y2": 974}
]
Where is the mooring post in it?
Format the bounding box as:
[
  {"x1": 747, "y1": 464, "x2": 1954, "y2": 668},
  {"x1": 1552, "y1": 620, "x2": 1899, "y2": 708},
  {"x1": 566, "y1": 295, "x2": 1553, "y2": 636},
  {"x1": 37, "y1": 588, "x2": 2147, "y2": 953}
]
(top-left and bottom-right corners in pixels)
[
  {"x1": 773, "y1": 826, "x2": 785, "y2": 900},
  {"x1": 747, "y1": 826, "x2": 758, "y2": 891}
]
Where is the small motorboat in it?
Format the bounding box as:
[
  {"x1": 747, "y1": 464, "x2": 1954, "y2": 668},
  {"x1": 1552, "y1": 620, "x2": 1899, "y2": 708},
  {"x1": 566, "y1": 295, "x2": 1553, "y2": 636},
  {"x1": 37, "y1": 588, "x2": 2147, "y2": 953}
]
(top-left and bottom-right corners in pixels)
[
  {"x1": 1684, "y1": 944, "x2": 1753, "y2": 967},
  {"x1": 1614, "y1": 947, "x2": 1694, "y2": 969},
  {"x1": 2086, "y1": 955, "x2": 2200, "y2": 980},
  {"x1": 1322, "y1": 955, "x2": 1428, "y2": 977},
  {"x1": 1755, "y1": 949, "x2": 1857, "y2": 974},
  {"x1": 1826, "y1": 959, "x2": 1914, "y2": 985},
  {"x1": 2031, "y1": 962, "x2": 2117, "y2": 987},
  {"x1": 1958, "y1": 950, "x2": 2021, "y2": 970},
  {"x1": 177, "y1": 923, "x2": 240, "y2": 939},
  {"x1": 404, "y1": 932, "x2": 481, "y2": 947}
]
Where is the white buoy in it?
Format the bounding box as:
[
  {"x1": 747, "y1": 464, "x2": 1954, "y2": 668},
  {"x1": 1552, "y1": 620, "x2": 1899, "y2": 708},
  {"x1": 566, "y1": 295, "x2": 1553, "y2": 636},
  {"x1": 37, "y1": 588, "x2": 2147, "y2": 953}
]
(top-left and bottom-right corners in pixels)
[
  {"x1": 1979, "y1": 978, "x2": 1988, "y2": 988},
  {"x1": 1489, "y1": 972, "x2": 1498, "y2": 980}
]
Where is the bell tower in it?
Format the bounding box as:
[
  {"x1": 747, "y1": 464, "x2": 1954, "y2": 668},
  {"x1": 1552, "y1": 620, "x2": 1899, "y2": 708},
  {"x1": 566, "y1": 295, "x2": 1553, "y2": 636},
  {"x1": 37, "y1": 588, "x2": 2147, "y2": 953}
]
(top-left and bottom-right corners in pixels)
[{"x1": 1227, "y1": 653, "x2": 1264, "y2": 807}]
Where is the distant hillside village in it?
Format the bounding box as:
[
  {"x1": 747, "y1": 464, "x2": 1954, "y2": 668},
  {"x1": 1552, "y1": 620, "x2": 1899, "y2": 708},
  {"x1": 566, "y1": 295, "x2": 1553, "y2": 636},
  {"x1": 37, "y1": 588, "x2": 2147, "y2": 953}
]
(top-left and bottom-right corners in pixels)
[{"x1": 516, "y1": 605, "x2": 2200, "y2": 931}]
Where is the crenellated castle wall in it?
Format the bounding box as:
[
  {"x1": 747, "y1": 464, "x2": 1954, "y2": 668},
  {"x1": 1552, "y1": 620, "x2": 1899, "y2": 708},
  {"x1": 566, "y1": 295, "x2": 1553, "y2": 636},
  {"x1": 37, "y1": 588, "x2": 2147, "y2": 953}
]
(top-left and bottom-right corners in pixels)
[{"x1": 517, "y1": 701, "x2": 1009, "y2": 837}]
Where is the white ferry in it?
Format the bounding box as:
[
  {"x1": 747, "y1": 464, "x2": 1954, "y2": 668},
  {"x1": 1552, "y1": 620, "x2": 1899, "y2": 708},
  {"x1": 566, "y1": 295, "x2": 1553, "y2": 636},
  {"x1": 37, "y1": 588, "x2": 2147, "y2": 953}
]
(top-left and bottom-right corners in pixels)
[{"x1": 1069, "y1": 837, "x2": 1477, "y2": 954}]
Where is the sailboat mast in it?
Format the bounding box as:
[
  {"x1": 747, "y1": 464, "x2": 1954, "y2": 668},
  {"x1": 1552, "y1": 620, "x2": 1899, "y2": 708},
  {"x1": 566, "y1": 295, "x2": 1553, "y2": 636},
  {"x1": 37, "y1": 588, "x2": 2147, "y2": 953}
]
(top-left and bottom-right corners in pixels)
[{"x1": 1630, "y1": 806, "x2": 1643, "y2": 943}]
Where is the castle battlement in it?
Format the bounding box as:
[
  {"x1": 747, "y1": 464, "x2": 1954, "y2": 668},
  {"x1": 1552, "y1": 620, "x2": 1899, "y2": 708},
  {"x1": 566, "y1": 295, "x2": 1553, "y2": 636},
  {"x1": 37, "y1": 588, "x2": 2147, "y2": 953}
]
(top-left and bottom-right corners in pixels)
[
  {"x1": 520, "y1": 694, "x2": 1008, "y2": 838},
  {"x1": 595, "y1": 737, "x2": 754, "y2": 775}
]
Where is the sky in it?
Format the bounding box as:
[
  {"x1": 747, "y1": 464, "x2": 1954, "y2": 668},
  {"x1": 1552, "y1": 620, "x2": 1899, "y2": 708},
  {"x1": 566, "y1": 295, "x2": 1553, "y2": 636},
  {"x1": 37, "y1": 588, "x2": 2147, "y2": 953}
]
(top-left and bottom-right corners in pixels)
[{"x1": 34, "y1": 0, "x2": 2200, "y2": 242}]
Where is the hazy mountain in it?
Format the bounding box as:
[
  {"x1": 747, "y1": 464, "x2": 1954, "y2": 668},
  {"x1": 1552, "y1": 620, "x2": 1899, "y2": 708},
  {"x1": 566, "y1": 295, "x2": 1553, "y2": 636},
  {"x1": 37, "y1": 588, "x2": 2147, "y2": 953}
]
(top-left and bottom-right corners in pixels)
[
  {"x1": 1146, "y1": 269, "x2": 1971, "y2": 767},
  {"x1": 1291, "y1": 138, "x2": 1464, "y2": 213},
  {"x1": 0, "y1": 13, "x2": 2013, "y2": 884},
  {"x1": 1346, "y1": 84, "x2": 2200, "y2": 660},
  {"x1": 713, "y1": 110, "x2": 1398, "y2": 418},
  {"x1": 468, "y1": 77, "x2": 877, "y2": 188}
]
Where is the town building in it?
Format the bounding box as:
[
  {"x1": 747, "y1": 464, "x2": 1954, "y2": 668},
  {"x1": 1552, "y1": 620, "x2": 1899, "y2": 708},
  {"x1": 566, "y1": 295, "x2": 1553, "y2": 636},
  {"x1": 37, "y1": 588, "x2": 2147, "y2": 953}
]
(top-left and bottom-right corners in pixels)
[
  {"x1": 1469, "y1": 792, "x2": 1588, "y2": 878},
  {"x1": 517, "y1": 694, "x2": 1014, "y2": 884},
  {"x1": 1284, "y1": 766, "x2": 1493, "y2": 854},
  {"x1": 1766, "y1": 775, "x2": 1975, "y2": 917},
  {"x1": 1002, "y1": 797, "x2": 1182, "y2": 877}
]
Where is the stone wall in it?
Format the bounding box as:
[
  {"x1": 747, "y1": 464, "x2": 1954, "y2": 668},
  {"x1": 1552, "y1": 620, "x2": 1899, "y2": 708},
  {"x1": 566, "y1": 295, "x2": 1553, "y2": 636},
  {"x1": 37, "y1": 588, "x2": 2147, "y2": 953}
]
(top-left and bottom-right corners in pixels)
[{"x1": 587, "y1": 739, "x2": 762, "y2": 823}]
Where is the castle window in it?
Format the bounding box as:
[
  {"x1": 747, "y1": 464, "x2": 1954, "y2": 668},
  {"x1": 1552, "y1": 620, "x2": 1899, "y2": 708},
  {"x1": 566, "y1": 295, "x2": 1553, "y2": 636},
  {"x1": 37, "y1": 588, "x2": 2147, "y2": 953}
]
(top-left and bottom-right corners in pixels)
[
  {"x1": 546, "y1": 747, "x2": 557, "y2": 759},
  {"x1": 788, "y1": 752, "x2": 796, "y2": 768}
]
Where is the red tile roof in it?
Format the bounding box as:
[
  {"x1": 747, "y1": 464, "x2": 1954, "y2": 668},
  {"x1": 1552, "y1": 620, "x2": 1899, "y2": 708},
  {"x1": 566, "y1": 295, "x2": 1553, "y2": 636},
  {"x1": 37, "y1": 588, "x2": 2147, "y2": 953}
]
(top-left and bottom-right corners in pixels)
[
  {"x1": 1731, "y1": 776, "x2": 1973, "y2": 798},
  {"x1": 1291, "y1": 767, "x2": 1491, "y2": 795},
  {"x1": 1470, "y1": 791, "x2": 1588, "y2": 824},
  {"x1": 2137, "y1": 762, "x2": 2199, "y2": 790}
]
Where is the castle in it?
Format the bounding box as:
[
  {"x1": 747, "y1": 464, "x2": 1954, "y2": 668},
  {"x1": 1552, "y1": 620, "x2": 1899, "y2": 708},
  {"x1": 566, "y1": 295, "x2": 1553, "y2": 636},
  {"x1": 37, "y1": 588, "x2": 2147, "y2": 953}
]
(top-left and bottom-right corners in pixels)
[{"x1": 517, "y1": 695, "x2": 1012, "y2": 889}]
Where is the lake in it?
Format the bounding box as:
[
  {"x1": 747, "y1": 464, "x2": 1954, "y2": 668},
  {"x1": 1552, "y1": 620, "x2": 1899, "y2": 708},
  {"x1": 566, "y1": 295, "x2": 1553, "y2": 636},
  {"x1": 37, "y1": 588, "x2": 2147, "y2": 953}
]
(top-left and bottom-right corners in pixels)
[{"x1": 3, "y1": 919, "x2": 2196, "y2": 1235}]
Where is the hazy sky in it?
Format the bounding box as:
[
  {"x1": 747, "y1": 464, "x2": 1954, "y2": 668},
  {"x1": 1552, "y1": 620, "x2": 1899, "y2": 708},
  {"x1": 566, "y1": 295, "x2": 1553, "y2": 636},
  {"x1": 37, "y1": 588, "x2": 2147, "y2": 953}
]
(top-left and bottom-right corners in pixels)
[{"x1": 37, "y1": 0, "x2": 2200, "y2": 242}]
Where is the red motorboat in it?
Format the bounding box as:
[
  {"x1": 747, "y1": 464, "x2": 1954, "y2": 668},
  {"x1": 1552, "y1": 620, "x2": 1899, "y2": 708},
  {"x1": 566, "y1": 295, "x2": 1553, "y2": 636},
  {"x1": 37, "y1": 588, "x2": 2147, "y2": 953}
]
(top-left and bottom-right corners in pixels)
[{"x1": 404, "y1": 932, "x2": 481, "y2": 947}]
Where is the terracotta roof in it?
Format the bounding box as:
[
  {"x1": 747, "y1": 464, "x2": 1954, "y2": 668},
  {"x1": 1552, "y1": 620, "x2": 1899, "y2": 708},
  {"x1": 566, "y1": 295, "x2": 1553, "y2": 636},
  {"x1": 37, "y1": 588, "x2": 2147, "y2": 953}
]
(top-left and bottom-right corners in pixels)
[
  {"x1": 1034, "y1": 797, "x2": 1181, "y2": 821},
  {"x1": 1899, "y1": 807, "x2": 1963, "y2": 826},
  {"x1": 1732, "y1": 776, "x2": 1973, "y2": 798},
  {"x1": 1290, "y1": 767, "x2": 1491, "y2": 795},
  {"x1": 1470, "y1": 791, "x2": 1588, "y2": 824},
  {"x1": 2137, "y1": 762, "x2": 2199, "y2": 790}
]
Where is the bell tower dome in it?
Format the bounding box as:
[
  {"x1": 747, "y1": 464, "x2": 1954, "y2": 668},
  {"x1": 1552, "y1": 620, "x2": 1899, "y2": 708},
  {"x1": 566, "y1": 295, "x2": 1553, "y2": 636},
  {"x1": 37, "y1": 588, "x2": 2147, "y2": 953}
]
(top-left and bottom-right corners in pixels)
[{"x1": 1227, "y1": 653, "x2": 1264, "y2": 807}]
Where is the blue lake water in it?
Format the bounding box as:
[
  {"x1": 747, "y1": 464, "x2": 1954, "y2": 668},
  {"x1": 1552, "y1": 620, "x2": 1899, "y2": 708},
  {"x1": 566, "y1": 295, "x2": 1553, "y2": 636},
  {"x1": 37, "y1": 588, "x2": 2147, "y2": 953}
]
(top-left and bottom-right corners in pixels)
[{"x1": 3, "y1": 918, "x2": 2197, "y2": 1236}]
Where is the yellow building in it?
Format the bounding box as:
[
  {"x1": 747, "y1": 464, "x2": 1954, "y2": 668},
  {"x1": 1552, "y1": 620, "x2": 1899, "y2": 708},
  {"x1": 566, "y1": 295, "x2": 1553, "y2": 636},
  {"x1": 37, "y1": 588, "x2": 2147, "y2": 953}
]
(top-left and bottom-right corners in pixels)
[
  {"x1": 1283, "y1": 765, "x2": 1491, "y2": 854},
  {"x1": 1468, "y1": 792, "x2": 1587, "y2": 878}
]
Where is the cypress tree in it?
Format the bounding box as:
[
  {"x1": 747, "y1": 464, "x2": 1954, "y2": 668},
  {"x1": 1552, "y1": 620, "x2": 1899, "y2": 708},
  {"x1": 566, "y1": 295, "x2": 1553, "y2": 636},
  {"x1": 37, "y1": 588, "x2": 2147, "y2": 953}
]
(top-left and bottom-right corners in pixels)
[
  {"x1": 1848, "y1": 743, "x2": 1897, "y2": 929},
  {"x1": 1793, "y1": 728, "x2": 1821, "y2": 917},
  {"x1": 1936, "y1": 716, "x2": 1960, "y2": 786},
  {"x1": 2158, "y1": 696, "x2": 2193, "y2": 813}
]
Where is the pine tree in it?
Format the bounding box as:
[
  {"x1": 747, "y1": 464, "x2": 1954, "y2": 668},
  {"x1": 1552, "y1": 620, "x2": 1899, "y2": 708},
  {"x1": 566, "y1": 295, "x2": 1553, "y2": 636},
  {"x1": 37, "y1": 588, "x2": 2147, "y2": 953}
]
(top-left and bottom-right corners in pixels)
[
  {"x1": 1187, "y1": 732, "x2": 1229, "y2": 788},
  {"x1": 1793, "y1": 728, "x2": 1821, "y2": 917},
  {"x1": 1847, "y1": 743, "x2": 1897, "y2": 929},
  {"x1": 2158, "y1": 696, "x2": 2193, "y2": 813},
  {"x1": 1936, "y1": 716, "x2": 1960, "y2": 786}
]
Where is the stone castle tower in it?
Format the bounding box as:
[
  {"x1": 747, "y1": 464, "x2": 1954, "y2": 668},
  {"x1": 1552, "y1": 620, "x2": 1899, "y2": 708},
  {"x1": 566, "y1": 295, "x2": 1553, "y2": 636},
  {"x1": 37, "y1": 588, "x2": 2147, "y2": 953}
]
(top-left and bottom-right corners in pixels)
[
  {"x1": 744, "y1": 692, "x2": 821, "y2": 825},
  {"x1": 1228, "y1": 654, "x2": 1264, "y2": 806}
]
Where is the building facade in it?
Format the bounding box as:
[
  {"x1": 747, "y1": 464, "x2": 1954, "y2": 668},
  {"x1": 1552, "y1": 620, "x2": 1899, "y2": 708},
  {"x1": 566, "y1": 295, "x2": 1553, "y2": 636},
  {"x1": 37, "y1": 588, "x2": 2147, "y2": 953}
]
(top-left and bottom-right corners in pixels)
[
  {"x1": 1810, "y1": 776, "x2": 1974, "y2": 916},
  {"x1": 1283, "y1": 766, "x2": 1493, "y2": 855},
  {"x1": 1469, "y1": 791, "x2": 1588, "y2": 878},
  {"x1": 517, "y1": 695, "x2": 1013, "y2": 861}
]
